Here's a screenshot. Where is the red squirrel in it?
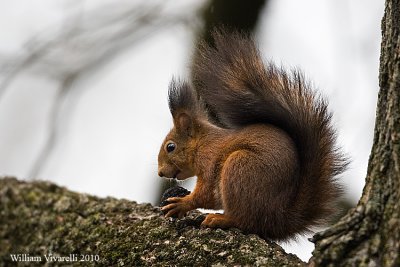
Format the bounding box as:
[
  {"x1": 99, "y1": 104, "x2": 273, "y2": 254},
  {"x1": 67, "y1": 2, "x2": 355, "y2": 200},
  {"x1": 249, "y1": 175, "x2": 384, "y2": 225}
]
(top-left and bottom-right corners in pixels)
[{"x1": 158, "y1": 30, "x2": 347, "y2": 240}]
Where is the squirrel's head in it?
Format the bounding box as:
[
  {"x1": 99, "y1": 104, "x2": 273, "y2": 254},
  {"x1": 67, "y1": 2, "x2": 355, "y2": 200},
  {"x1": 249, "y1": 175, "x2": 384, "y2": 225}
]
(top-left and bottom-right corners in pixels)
[{"x1": 158, "y1": 79, "x2": 203, "y2": 180}]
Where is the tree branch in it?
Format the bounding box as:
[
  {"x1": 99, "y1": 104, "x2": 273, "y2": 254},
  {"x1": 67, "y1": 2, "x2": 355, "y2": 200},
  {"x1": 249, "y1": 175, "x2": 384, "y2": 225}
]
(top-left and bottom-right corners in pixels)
[{"x1": 0, "y1": 177, "x2": 304, "y2": 266}]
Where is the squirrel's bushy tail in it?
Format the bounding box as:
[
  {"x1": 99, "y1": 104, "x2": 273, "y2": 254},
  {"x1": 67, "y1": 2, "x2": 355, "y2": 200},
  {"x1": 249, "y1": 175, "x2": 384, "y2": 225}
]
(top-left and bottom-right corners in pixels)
[{"x1": 192, "y1": 30, "x2": 348, "y2": 229}]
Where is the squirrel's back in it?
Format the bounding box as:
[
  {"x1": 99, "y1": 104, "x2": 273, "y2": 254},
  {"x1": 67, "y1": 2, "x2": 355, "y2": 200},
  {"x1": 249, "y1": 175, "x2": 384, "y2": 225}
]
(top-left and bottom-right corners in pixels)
[{"x1": 192, "y1": 30, "x2": 348, "y2": 237}]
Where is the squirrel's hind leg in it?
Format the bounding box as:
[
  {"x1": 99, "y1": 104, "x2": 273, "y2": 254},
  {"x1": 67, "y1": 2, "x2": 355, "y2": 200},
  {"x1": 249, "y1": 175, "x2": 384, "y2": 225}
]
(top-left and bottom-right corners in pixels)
[
  {"x1": 201, "y1": 213, "x2": 236, "y2": 229},
  {"x1": 218, "y1": 149, "x2": 271, "y2": 236}
]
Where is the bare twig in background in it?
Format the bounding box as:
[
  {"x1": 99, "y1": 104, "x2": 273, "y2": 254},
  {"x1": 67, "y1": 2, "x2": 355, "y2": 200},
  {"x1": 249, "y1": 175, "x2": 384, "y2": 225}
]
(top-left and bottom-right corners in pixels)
[
  {"x1": 0, "y1": 1, "x2": 201, "y2": 179},
  {"x1": 0, "y1": 45, "x2": 50, "y2": 103},
  {"x1": 29, "y1": 75, "x2": 76, "y2": 179}
]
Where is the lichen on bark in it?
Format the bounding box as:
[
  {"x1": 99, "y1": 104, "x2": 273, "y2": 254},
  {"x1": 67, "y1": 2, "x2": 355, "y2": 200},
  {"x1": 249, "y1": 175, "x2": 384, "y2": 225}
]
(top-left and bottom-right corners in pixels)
[{"x1": 0, "y1": 177, "x2": 304, "y2": 266}]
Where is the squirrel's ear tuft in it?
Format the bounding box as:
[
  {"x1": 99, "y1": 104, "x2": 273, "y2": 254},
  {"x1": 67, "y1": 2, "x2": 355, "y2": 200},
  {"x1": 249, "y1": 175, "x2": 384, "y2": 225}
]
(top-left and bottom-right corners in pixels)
[
  {"x1": 168, "y1": 78, "x2": 200, "y2": 136},
  {"x1": 168, "y1": 78, "x2": 197, "y2": 116}
]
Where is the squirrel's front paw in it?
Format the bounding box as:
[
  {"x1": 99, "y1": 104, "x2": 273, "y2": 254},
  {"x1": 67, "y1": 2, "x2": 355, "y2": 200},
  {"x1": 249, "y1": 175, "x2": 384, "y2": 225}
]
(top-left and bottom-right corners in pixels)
[{"x1": 161, "y1": 196, "x2": 194, "y2": 219}]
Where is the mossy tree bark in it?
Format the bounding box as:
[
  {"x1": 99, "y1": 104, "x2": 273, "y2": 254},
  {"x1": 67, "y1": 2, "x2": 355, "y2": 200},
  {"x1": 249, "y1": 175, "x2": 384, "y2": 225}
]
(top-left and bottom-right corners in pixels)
[
  {"x1": 310, "y1": 0, "x2": 400, "y2": 266},
  {"x1": 0, "y1": 178, "x2": 304, "y2": 267}
]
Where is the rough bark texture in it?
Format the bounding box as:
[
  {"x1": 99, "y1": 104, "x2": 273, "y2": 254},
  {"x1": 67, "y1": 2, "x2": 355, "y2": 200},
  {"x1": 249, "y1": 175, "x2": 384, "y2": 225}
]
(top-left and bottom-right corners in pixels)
[
  {"x1": 310, "y1": 0, "x2": 400, "y2": 266},
  {"x1": 0, "y1": 177, "x2": 304, "y2": 267}
]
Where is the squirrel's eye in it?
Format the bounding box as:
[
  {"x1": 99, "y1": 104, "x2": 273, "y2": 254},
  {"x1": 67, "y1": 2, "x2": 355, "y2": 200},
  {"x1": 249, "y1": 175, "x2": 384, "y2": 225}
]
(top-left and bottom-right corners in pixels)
[{"x1": 166, "y1": 142, "x2": 176, "y2": 153}]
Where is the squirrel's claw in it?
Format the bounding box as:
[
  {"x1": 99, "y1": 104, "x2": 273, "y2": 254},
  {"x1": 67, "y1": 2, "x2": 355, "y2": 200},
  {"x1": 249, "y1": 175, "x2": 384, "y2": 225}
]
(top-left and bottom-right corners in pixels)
[
  {"x1": 164, "y1": 207, "x2": 186, "y2": 219},
  {"x1": 161, "y1": 196, "x2": 193, "y2": 219},
  {"x1": 166, "y1": 197, "x2": 184, "y2": 203}
]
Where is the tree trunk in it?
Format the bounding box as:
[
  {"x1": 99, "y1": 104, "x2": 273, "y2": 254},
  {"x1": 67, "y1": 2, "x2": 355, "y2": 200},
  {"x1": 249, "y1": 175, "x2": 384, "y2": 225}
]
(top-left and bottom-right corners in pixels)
[{"x1": 310, "y1": 0, "x2": 400, "y2": 266}]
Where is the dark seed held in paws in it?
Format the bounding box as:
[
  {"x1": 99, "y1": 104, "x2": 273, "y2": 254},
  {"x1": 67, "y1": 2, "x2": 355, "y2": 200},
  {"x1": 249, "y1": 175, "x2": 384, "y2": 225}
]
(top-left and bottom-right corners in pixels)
[{"x1": 160, "y1": 186, "x2": 191, "y2": 216}]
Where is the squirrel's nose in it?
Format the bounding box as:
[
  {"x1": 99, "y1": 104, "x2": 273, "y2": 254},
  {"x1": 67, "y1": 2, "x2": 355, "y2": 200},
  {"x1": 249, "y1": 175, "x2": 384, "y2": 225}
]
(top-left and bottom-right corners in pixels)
[{"x1": 158, "y1": 171, "x2": 164, "y2": 177}]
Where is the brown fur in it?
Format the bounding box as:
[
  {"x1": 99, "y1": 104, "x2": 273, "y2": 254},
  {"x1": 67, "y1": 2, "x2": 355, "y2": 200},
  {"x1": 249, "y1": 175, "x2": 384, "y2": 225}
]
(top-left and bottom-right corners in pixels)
[{"x1": 158, "y1": 30, "x2": 348, "y2": 240}]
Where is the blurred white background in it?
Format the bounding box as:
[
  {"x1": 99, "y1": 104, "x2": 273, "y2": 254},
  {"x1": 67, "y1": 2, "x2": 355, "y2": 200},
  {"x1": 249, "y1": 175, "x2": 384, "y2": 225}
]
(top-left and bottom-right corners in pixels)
[{"x1": 0, "y1": 0, "x2": 384, "y2": 261}]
